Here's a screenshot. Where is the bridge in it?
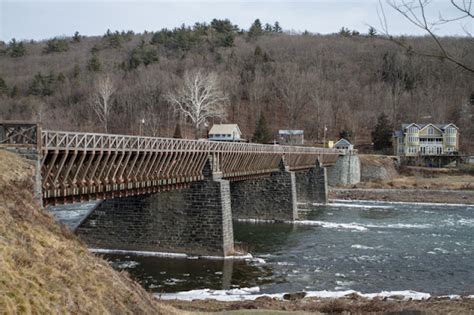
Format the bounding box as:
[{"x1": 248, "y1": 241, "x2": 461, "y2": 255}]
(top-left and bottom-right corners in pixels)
[{"x1": 1, "y1": 121, "x2": 360, "y2": 257}]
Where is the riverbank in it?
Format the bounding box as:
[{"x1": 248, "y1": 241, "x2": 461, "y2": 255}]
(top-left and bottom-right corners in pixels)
[
  {"x1": 162, "y1": 294, "x2": 474, "y2": 314},
  {"x1": 330, "y1": 188, "x2": 474, "y2": 204},
  {"x1": 0, "y1": 150, "x2": 177, "y2": 314}
]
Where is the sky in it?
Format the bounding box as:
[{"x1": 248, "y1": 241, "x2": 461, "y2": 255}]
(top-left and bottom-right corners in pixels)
[{"x1": 0, "y1": 0, "x2": 471, "y2": 41}]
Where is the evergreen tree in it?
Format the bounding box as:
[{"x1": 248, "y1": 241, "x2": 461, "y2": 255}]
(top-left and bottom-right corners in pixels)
[
  {"x1": 264, "y1": 23, "x2": 273, "y2": 32},
  {"x1": 87, "y1": 53, "x2": 102, "y2": 72},
  {"x1": 173, "y1": 123, "x2": 182, "y2": 138},
  {"x1": 339, "y1": 27, "x2": 351, "y2": 37},
  {"x1": 368, "y1": 26, "x2": 377, "y2": 37},
  {"x1": 371, "y1": 113, "x2": 393, "y2": 151},
  {"x1": 253, "y1": 113, "x2": 272, "y2": 143},
  {"x1": 273, "y1": 21, "x2": 283, "y2": 33},
  {"x1": 73, "y1": 31, "x2": 81, "y2": 43},
  {"x1": 248, "y1": 19, "x2": 263, "y2": 39},
  {"x1": 28, "y1": 72, "x2": 45, "y2": 96},
  {"x1": 339, "y1": 130, "x2": 352, "y2": 141},
  {"x1": 43, "y1": 38, "x2": 69, "y2": 53},
  {"x1": 8, "y1": 39, "x2": 26, "y2": 57},
  {"x1": 28, "y1": 72, "x2": 56, "y2": 96},
  {"x1": 0, "y1": 76, "x2": 8, "y2": 95}
]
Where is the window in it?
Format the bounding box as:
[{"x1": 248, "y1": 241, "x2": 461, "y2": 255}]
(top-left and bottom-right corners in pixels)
[{"x1": 428, "y1": 127, "x2": 434, "y2": 135}]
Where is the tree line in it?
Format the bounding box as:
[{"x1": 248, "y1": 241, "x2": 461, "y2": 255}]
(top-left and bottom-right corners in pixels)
[{"x1": 0, "y1": 18, "x2": 472, "y2": 152}]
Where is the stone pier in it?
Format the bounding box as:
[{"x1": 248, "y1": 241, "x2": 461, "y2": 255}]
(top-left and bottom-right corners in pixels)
[
  {"x1": 295, "y1": 160, "x2": 328, "y2": 204},
  {"x1": 230, "y1": 159, "x2": 298, "y2": 221},
  {"x1": 76, "y1": 160, "x2": 234, "y2": 257},
  {"x1": 328, "y1": 153, "x2": 361, "y2": 186}
]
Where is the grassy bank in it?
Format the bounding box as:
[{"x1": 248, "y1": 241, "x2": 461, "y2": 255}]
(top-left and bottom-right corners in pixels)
[
  {"x1": 0, "y1": 150, "x2": 178, "y2": 314},
  {"x1": 162, "y1": 295, "x2": 474, "y2": 314}
]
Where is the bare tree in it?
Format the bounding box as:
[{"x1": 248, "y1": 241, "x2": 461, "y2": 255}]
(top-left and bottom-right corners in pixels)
[
  {"x1": 167, "y1": 69, "x2": 229, "y2": 138},
  {"x1": 89, "y1": 74, "x2": 116, "y2": 133},
  {"x1": 377, "y1": 0, "x2": 474, "y2": 73}
]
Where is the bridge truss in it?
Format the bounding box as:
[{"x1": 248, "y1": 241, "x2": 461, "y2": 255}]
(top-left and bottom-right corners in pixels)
[{"x1": 1, "y1": 122, "x2": 347, "y2": 204}]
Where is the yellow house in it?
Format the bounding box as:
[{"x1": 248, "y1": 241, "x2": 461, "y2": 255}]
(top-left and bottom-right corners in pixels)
[{"x1": 393, "y1": 123, "x2": 459, "y2": 157}]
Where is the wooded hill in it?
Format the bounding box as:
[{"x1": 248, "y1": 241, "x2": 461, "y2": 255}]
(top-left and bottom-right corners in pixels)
[{"x1": 0, "y1": 19, "x2": 472, "y2": 151}]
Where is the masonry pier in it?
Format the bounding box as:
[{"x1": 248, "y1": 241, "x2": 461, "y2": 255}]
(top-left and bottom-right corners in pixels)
[
  {"x1": 76, "y1": 160, "x2": 234, "y2": 257},
  {"x1": 230, "y1": 159, "x2": 298, "y2": 221},
  {"x1": 328, "y1": 153, "x2": 361, "y2": 186},
  {"x1": 295, "y1": 160, "x2": 328, "y2": 205}
]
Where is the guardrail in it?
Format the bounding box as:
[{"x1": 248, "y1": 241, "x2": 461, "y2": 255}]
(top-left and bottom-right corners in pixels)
[
  {"x1": 41, "y1": 130, "x2": 349, "y2": 155},
  {"x1": 0, "y1": 121, "x2": 41, "y2": 147}
]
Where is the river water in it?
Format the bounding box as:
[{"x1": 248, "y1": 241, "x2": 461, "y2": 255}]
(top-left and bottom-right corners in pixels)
[{"x1": 102, "y1": 200, "x2": 474, "y2": 297}]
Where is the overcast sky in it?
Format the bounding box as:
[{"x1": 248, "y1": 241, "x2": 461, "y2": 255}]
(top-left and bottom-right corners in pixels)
[{"x1": 0, "y1": 0, "x2": 471, "y2": 41}]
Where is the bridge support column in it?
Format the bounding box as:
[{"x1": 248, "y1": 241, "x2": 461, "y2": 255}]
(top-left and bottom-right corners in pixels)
[
  {"x1": 76, "y1": 158, "x2": 234, "y2": 257},
  {"x1": 295, "y1": 160, "x2": 328, "y2": 204},
  {"x1": 328, "y1": 153, "x2": 361, "y2": 186},
  {"x1": 230, "y1": 159, "x2": 298, "y2": 221}
]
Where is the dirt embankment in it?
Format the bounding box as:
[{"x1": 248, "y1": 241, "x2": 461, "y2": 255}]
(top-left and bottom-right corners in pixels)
[
  {"x1": 359, "y1": 154, "x2": 399, "y2": 182},
  {"x1": 0, "y1": 150, "x2": 178, "y2": 314},
  {"x1": 333, "y1": 155, "x2": 474, "y2": 203}
]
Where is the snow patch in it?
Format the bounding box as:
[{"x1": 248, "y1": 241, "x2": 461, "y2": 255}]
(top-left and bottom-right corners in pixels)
[
  {"x1": 90, "y1": 248, "x2": 251, "y2": 260},
  {"x1": 156, "y1": 287, "x2": 433, "y2": 302}
]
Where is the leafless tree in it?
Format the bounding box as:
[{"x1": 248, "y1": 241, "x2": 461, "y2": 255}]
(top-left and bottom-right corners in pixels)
[
  {"x1": 167, "y1": 69, "x2": 229, "y2": 138},
  {"x1": 377, "y1": 0, "x2": 474, "y2": 73},
  {"x1": 89, "y1": 74, "x2": 116, "y2": 133}
]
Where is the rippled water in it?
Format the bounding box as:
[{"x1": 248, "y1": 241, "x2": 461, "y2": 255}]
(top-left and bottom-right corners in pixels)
[{"x1": 102, "y1": 200, "x2": 474, "y2": 295}]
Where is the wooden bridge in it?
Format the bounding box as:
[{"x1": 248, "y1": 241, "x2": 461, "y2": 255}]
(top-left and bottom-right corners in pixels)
[{"x1": 0, "y1": 122, "x2": 348, "y2": 205}]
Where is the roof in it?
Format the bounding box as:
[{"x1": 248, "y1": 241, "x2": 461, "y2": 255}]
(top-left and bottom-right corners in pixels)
[
  {"x1": 208, "y1": 124, "x2": 241, "y2": 135},
  {"x1": 394, "y1": 130, "x2": 403, "y2": 138},
  {"x1": 335, "y1": 138, "x2": 352, "y2": 146},
  {"x1": 401, "y1": 123, "x2": 458, "y2": 131},
  {"x1": 279, "y1": 130, "x2": 304, "y2": 135}
]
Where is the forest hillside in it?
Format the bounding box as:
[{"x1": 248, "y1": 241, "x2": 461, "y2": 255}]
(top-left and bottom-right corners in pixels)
[{"x1": 0, "y1": 19, "x2": 472, "y2": 150}]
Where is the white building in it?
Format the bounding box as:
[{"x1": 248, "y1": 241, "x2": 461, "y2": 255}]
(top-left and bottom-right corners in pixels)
[
  {"x1": 334, "y1": 138, "x2": 353, "y2": 150},
  {"x1": 208, "y1": 124, "x2": 242, "y2": 142}
]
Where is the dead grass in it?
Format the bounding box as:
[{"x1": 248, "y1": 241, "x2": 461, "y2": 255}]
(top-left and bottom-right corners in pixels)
[
  {"x1": 355, "y1": 174, "x2": 474, "y2": 190},
  {"x1": 0, "y1": 150, "x2": 180, "y2": 315},
  {"x1": 163, "y1": 296, "x2": 474, "y2": 314}
]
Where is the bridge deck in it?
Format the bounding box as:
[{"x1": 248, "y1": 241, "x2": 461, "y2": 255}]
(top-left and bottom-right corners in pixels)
[{"x1": 1, "y1": 122, "x2": 349, "y2": 204}]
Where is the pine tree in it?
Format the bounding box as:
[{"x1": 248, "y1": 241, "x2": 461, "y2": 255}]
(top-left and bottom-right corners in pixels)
[
  {"x1": 43, "y1": 38, "x2": 69, "y2": 54},
  {"x1": 371, "y1": 113, "x2": 393, "y2": 151},
  {"x1": 8, "y1": 39, "x2": 26, "y2": 57},
  {"x1": 87, "y1": 53, "x2": 102, "y2": 72},
  {"x1": 28, "y1": 72, "x2": 45, "y2": 96},
  {"x1": 248, "y1": 19, "x2": 263, "y2": 39},
  {"x1": 0, "y1": 76, "x2": 8, "y2": 95},
  {"x1": 264, "y1": 23, "x2": 273, "y2": 33},
  {"x1": 339, "y1": 130, "x2": 352, "y2": 141},
  {"x1": 173, "y1": 123, "x2": 182, "y2": 138},
  {"x1": 73, "y1": 31, "x2": 81, "y2": 43},
  {"x1": 368, "y1": 26, "x2": 377, "y2": 37},
  {"x1": 253, "y1": 113, "x2": 272, "y2": 143},
  {"x1": 273, "y1": 21, "x2": 283, "y2": 33}
]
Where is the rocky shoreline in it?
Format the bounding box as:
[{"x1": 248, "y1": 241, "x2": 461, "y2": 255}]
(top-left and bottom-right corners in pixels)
[{"x1": 330, "y1": 188, "x2": 474, "y2": 205}]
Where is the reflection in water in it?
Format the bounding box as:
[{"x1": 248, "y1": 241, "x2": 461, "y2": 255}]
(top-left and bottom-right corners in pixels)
[{"x1": 106, "y1": 254, "x2": 273, "y2": 293}]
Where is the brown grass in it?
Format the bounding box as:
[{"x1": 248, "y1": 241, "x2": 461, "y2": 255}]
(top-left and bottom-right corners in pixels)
[
  {"x1": 0, "y1": 150, "x2": 180, "y2": 315},
  {"x1": 163, "y1": 296, "x2": 474, "y2": 314},
  {"x1": 355, "y1": 174, "x2": 474, "y2": 190}
]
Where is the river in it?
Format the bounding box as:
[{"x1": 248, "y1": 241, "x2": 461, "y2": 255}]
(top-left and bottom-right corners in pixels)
[{"x1": 100, "y1": 200, "x2": 474, "y2": 298}]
